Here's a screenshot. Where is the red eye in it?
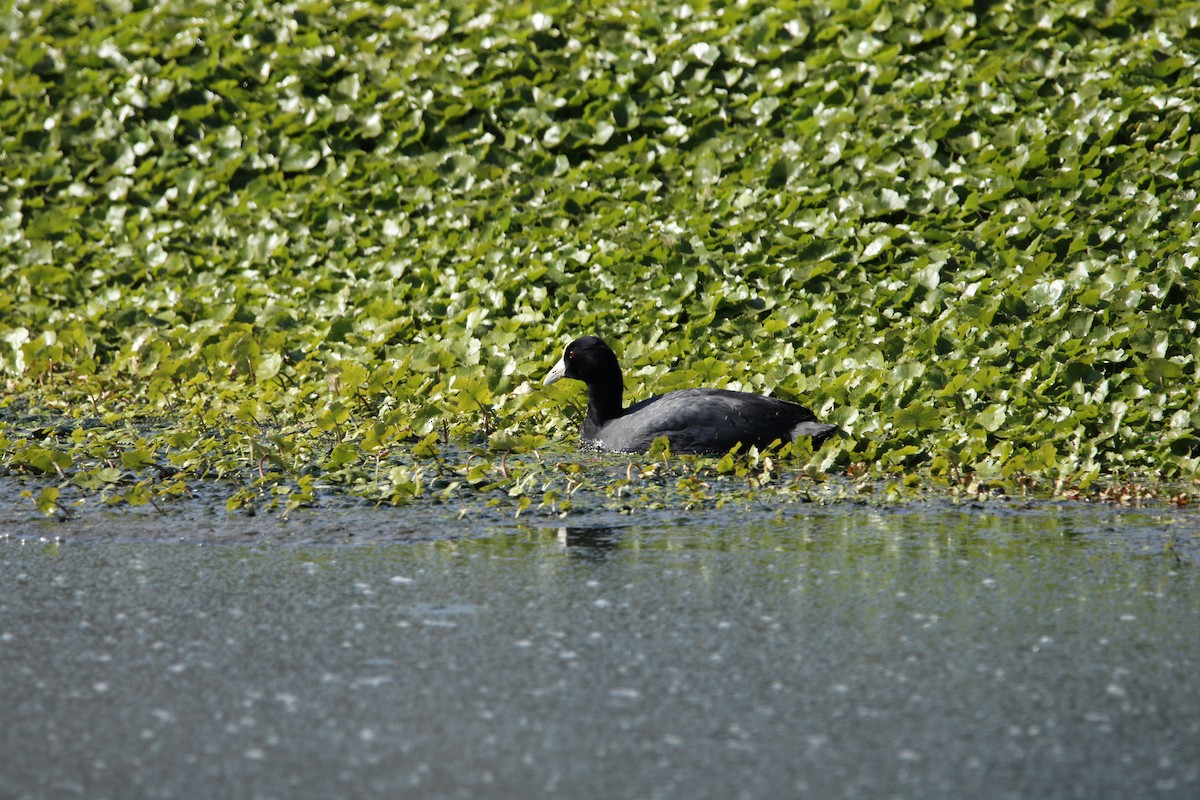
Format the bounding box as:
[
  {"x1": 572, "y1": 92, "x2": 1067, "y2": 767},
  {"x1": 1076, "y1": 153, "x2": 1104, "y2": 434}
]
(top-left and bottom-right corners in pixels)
[{"x1": 567, "y1": 351, "x2": 574, "y2": 359}]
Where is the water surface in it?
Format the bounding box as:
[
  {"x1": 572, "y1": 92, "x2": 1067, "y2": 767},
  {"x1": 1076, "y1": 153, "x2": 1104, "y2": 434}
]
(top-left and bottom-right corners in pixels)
[{"x1": 1, "y1": 502, "x2": 1197, "y2": 799}]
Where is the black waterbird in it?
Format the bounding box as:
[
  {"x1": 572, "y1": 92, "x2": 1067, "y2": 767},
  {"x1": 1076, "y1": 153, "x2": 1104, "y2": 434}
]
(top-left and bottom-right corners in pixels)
[{"x1": 543, "y1": 336, "x2": 838, "y2": 454}]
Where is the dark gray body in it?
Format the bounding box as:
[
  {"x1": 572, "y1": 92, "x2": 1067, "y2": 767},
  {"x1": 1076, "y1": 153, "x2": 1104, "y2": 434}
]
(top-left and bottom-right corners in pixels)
[{"x1": 582, "y1": 388, "x2": 836, "y2": 454}]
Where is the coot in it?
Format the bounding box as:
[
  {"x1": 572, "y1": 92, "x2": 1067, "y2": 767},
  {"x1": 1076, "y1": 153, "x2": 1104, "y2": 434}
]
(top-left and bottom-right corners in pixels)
[{"x1": 543, "y1": 336, "x2": 838, "y2": 454}]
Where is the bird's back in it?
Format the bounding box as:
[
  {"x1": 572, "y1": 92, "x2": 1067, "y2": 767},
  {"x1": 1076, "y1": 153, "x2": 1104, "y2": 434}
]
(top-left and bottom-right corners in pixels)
[{"x1": 586, "y1": 388, "x2": 831, "y2": 454}]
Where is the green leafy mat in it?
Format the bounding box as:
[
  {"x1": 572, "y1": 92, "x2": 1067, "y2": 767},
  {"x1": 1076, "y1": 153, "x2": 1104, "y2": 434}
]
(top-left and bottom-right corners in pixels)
[{"x1": 2, "y1": 0, "x2": 1197, "y2": 515}]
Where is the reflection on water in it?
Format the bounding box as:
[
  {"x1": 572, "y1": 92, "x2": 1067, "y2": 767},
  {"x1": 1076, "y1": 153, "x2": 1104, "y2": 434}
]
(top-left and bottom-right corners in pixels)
[{"x1": 555, "y1": 526, "x2": 626, "y2": 560}]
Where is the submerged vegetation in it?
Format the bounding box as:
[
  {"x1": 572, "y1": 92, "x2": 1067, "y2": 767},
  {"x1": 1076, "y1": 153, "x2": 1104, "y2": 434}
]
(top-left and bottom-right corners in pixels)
[{"x1": 1, "y1": 0, "x2": 1198, "y2": 517}]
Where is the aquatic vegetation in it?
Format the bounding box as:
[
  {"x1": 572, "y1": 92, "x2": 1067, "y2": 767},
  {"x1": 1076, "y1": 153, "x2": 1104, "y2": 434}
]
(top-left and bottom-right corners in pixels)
[{"x1": 1, "y1": 0, "x2": 1197, "y2": 515}]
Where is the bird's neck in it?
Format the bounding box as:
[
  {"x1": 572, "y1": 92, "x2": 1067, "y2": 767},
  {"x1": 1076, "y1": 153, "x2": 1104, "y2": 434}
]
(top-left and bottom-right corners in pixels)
[{"x1": 586, "y1": 378, "x2": 624, "y2": 424}]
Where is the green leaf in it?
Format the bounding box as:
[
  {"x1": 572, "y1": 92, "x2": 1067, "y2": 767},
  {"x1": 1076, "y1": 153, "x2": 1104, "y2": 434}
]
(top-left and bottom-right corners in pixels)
[
  {"x1": 976, "y1": 404, "x2": 1007, "y2": 433},
  {"x1": 894, "y1": 404, "x2": 941, "y2": 431},
  {"x1": 36, "y1": 486, "x2": 60, "y2": 516}
]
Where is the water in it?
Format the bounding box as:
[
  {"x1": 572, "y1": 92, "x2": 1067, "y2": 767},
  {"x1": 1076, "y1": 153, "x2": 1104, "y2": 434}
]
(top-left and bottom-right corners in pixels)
[{"x1": 1, "y1": 502, "x2": 1197, "y2": 799}]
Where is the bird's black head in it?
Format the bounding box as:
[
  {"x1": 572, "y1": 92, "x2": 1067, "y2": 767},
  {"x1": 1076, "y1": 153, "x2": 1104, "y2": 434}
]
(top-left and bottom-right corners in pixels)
[{"x1": 543, "y1": 335, "x2": 622, "y2": 388}]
